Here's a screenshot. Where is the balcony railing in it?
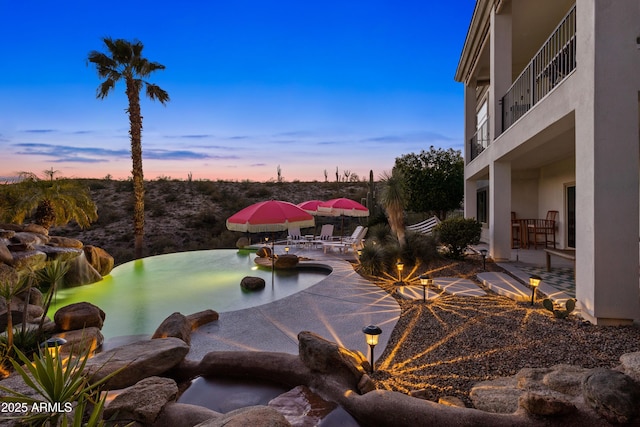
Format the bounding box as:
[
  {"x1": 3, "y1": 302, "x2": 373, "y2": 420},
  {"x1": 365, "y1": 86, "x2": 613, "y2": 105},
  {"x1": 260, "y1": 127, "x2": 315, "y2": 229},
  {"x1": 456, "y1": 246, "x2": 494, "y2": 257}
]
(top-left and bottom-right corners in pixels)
[
  {"x1": 501, "y1": 5, "x2": 576, "y2": 133},
  {"x1": 468, "y1": 119, "x2": 489, "y2": 162}
]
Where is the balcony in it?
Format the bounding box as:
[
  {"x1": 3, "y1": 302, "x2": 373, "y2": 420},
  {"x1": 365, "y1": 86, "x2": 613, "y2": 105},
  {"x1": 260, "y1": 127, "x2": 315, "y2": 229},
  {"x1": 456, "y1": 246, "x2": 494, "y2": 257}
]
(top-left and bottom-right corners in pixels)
[
  {"x1": 501, "y1": 5, "x2": 576, "y2": 133},
  {"x1": 468, "y1": 119, "x2": 489, "y2": 163}
]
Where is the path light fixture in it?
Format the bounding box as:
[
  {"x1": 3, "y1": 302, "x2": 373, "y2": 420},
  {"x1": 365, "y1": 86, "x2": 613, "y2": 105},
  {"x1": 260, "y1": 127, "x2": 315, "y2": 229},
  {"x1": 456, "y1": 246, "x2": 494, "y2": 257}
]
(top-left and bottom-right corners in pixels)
[
  {"x1": 396, "y1": 260, "x2": 405, "y2": 285},
  {"x1": 362, "y1": 325, "x2": 382, "y2": 372},
  {"x1": 479, "y1": 249, "x2": 488, "y2": 271},
  {"x1": 284, "y1": 246, "x2": 290, "y2": 254},
  {"x1": 529, "y1": 275, "x2": 541, "y2": 305},
  {"x1": 40, "y1": 337, "x2": 67, "y2": 359},
  {"x1": 419, "y1": 274, "x2": 434, "y2": 302}
]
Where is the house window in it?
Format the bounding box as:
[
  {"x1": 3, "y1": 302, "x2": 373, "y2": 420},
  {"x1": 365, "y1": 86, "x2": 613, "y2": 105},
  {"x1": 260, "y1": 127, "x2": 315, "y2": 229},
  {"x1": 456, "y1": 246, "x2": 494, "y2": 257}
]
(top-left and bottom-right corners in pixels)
[{"x1": 477, "y1": 189, "x2": 488, "y2": 223}]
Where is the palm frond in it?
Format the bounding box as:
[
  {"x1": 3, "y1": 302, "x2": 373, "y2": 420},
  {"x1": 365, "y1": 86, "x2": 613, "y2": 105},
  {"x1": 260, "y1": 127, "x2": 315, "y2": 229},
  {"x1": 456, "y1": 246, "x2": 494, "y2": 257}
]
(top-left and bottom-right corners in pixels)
[{"x1": 145, "y1": 83, "x2": 170, "y2": 104}]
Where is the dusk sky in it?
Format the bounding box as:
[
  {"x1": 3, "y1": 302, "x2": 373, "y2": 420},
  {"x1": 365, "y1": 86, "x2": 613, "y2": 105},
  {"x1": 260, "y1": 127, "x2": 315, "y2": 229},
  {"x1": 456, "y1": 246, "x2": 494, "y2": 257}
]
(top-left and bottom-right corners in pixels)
[{"x1": 0, "y1": 1, "x2": 475, "y2": 182}]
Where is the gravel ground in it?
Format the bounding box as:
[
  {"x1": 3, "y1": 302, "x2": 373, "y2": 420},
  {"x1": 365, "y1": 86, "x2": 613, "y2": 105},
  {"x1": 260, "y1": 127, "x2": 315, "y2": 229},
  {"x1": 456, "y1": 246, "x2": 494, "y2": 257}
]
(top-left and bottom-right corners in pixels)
[{"x1": 367, "y1": 257, "x2": 640, "y2": 408}]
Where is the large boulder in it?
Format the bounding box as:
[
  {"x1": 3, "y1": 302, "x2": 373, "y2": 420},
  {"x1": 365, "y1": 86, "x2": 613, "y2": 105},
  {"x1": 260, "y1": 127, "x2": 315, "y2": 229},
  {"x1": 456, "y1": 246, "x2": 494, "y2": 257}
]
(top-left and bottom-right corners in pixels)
[
  {"x1": 274, "y1": 255, "x2": 299, "y2": 269},
  {"x1": 470, "y1": 376, "x2": 521, "y2": 414},
  {"x1": 0, "y1": 240, "x2": 13, "y2": 265},
  {"x1": 33, "y1": 245, "x2": 82, "y2": 262},
  {"x1": 54, "y1": 302, "x2": 105, "y2": 331},
  {"x1": 84, "y1": 337, "x2": 190, "y2": 390},
  {"x1": 297, "y1": 331, "x2": 369, "y2": 391},
  {"x1": 11, "y1": 250, "x2": 47, "y2": 271},
  {"x1": 0, "y1": 229, "x2": 16, "y2": 239},
  {"x1": 0, "y1": 307, "x2": 43, "y2": 331},
  {"x1": 54, "y1": 327, "x2": 104, "y2": 358},
  {"x1": 583, "y1": 368, "x2": 640, "y2": 424},
  {"x1": 23, "y1": 223, "x2": 49, "y2": 236},
  {"x1": 620, "y1": 352, "x2": 640, "y2": 383},
  {"x1": 186, "y1": 309, "x2": 219, "y2": 329},
  {"x1": 104, "y1": 376, "x2": 179, "y2": 425},
  {"x1": 47, "y1": 236, "x2": 83, "y2": 249},
  {"x1": 194, "y1": 405, "x2": 290, "y2": 427},
  {"x1": 256, "y1": 246, "x2": 272, "y2": 258},
  {"x1": 16, "y1": 287, "x2": 44, "y2": 308},
  {"x1": 11, "y1": 231, "x2": 49, "y2": 246},
  {"x1": 241, "y1": 276, "x2": 266, "y2": 292},
  {"x1": 236, "y1": 237, "x2": 250, "y2": 249},
  {"x1": 83, "y1": 245, "x2": 114, "y2": 276},
  {"x1": 156, "y1": 402, "x2": 221, "y2": 427},
  {"x1": 518, "y1": 392, "x2": 576, "y2": 417},
  {"x1": 152, "y1": 312, "x2": 192, "y2": 345}
]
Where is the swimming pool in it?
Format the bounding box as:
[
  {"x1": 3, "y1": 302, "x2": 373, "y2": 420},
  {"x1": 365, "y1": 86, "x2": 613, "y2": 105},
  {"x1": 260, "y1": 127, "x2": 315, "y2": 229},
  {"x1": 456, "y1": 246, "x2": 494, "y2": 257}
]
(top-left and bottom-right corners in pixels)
[{"x1": 49, "y1": 250, "x2": 330, "y2": 340}]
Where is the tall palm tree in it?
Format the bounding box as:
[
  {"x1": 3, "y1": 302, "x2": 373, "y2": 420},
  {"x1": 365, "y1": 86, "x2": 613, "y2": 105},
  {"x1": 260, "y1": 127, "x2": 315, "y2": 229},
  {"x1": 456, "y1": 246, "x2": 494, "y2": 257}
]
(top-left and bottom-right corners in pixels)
[
  {"x1": 87, "y1": 37, "x2": 170, "y2": 259},
  {"x1": 379, "y1": 169, "x2": 407, "y2": 248}
]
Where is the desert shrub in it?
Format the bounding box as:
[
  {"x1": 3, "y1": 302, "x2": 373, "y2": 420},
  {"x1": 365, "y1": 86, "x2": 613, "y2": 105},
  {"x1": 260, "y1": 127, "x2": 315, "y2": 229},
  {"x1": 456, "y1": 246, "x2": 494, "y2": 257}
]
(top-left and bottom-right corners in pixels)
[
  {"x1": 366, "y1": 208, "x2": 389, "y2": 229},
  {"x1": 93, "y1": 204, "x2": 120, "y2": 226},
  {"x1": 148, "y1": 236, "x2": 178, "y2": 255},
  {"x1": 358, "y1": 242, "x2": 387, "y2": 277},
  {"x1": 115, "y1": 179, "x2": 133, "y2": 192},
  {"x1": 0, "y1": 329, "x2": 43, "y2": 361},
  {"x1": 87, "y1": 180, "x2": 107, "y2": 190},
  {"x1": 435, "y1": 217, "x2": 481, "y2": 259},
  {"x1": 164, "y1": 192, "x2": 179, "y2": 203},
  {"x1": 367, "y1": 223, "x2": 393, "y2": 245},
  {"x1": 187, "y1": 208, "x2": 218, "y2": 229},
  {"x1": 150, "y1": 204, "x2": 167, "y2": 217},
  {"x1": 401, "y1": 232, "x2": 439, "y2": 268},
  {"x1": 246, "y1": 186, "x2": 272, "y2": 199},
  {"x1": 110, "y1": 247, "x2": 135, "y2": 266}
]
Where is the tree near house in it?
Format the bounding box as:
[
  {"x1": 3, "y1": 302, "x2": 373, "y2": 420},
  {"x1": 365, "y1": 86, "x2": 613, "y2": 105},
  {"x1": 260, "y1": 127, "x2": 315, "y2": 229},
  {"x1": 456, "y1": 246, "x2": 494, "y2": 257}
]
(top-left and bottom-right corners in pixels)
[
  {"x1": 394, "y1": 146, "x2": 464, "y2": 220},
  {"x1": 87, "y1": 37, "x2": 170, "y2": 259}
]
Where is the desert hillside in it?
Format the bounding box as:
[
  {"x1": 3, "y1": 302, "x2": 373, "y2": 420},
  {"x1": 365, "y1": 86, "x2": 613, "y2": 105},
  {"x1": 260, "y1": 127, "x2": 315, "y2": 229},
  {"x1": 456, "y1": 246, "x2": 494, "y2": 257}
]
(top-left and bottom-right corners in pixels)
[{"x1": 51, "y1": 179, "x2": 376, "y2": 265}]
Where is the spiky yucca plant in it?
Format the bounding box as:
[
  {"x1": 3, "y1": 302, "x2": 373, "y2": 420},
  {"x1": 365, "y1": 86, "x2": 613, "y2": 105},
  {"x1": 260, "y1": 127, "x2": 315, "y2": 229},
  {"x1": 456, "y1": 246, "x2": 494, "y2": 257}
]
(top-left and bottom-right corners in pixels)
[{"x1": 0, "y1": 345, "x2": 113, "y2": 426}]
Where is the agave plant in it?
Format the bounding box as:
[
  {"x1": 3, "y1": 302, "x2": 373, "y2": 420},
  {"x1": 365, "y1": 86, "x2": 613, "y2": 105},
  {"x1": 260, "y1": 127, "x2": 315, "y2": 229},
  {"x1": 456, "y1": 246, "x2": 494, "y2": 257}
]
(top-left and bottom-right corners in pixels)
[{"x1": 0, "y1": 345, "x2": 113, "y2": 426}]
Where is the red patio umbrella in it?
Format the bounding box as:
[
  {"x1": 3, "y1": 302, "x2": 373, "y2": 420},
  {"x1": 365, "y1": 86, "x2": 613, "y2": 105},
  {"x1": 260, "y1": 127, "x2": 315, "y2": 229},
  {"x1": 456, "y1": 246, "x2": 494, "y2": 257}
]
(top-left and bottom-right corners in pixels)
[
  {"x1": 297, "y1": 200, "x2": 338, "y2": 216},
  {"x1": 318, "y1": 198, "x2": 369, "y2": 217},
  {"x1": 318, "y1": 198, "x2": 369, "y2": 238},
  {"x1": 226, "y1": 200, "x2": 315, "y2": 233}
]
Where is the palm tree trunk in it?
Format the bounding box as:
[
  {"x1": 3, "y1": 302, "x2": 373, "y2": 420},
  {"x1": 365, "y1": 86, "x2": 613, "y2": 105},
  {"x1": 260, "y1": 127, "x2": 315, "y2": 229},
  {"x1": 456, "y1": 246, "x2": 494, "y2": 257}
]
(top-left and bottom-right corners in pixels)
[{"x1": 126, "y1": 79, "x2": 145, "y2": 260}]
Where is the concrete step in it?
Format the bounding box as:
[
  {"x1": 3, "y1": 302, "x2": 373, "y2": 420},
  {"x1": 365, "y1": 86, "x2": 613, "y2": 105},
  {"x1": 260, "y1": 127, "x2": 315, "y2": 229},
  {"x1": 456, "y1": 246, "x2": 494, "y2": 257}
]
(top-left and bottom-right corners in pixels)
[{"x1": 477, "y1": 272, "x2": 531, "y2": 302}]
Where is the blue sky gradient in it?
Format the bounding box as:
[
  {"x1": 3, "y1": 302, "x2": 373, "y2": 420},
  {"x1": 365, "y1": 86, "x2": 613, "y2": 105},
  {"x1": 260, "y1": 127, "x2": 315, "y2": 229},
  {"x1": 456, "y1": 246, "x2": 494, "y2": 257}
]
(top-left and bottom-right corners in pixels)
[{"x1": 0, "y1": 1, "x2": 475, "y2": 182}]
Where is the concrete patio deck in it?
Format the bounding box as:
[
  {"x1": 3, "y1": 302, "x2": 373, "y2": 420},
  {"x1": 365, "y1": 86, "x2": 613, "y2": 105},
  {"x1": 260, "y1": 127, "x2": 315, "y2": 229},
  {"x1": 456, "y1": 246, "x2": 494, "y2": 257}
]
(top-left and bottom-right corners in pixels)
[
  {"x1": 187, "y1": 243, "x2": 575, "y2": 361},
  {"x1": 187, "y1": 246, "x2": 400, "y2": 360}
]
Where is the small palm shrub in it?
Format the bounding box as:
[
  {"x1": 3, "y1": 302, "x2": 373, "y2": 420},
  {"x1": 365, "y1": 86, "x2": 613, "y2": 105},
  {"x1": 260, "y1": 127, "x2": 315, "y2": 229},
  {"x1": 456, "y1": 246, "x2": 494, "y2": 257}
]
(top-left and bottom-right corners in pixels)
[{"x1": 435, "y1": 217, "x2": 482, "y2": 259}]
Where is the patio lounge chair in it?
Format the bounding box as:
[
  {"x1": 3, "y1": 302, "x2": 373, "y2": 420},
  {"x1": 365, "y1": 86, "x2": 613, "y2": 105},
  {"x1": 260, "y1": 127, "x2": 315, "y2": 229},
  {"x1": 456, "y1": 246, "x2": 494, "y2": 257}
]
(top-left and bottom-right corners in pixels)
[
  {"x1": 287, "y1": 226, "x2": 304, "y2": 247},
  {"x1": 322, "y1": 226, "x2": 367, "y2": 254},
  {"x1": 406, "y1": 216, "x2": 440, "y2": 234},
  {"x1": 315, "y1": 224, "x2": 335, "y2": 241}
]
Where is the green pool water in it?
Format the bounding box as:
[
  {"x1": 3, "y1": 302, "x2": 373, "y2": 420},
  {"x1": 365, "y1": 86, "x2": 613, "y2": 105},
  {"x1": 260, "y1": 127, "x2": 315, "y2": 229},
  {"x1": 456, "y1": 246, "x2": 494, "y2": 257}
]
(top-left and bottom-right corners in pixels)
[{"x1": 49, "y1": 250, "x2": 329, "y2": 340}]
